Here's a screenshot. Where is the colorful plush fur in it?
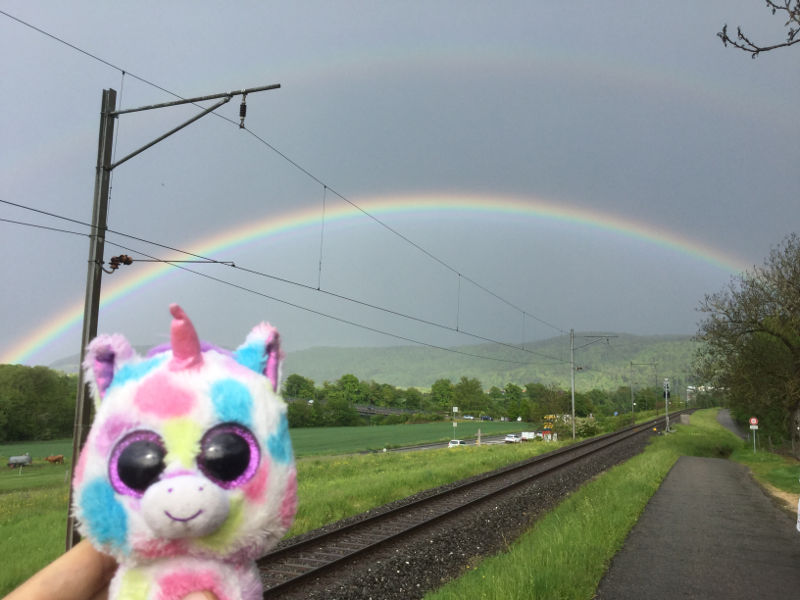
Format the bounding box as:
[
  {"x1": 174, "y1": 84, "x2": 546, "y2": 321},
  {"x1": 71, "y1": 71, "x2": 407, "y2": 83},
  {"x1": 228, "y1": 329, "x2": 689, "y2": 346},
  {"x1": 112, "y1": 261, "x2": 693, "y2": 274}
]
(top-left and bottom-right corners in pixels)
[{"x1": 72, "y1": 304, "x2": 297, "y2": 600}]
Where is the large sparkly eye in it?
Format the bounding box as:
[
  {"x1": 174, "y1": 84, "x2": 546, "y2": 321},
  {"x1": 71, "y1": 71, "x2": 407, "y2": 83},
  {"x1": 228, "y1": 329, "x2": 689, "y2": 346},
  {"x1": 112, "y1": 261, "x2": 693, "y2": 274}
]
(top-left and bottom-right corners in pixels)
[
  {"x1": 110, "y1": 431, "x2": 165, "y2": 496},
  {"x1": 197, "y1": 424, "x2": 259, "y2": 489}
]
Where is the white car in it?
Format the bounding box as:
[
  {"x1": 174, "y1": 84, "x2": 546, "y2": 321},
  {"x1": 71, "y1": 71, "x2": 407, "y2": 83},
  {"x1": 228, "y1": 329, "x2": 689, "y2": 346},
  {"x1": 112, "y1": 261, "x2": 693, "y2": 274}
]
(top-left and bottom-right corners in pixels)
[
  {"x1": 448, "y1": 439, "x2": 467, "y2": 448},
  {"x1": 504, "y1": 434, "x2": 521, "y2": 443}
]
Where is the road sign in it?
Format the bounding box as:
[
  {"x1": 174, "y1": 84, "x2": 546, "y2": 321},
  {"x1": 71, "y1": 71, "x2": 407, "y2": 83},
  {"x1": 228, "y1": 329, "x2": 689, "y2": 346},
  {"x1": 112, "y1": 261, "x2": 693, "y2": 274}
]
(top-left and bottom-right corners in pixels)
[{"x1": 749, "y1": 417, "x2": 758, "y2": 425}]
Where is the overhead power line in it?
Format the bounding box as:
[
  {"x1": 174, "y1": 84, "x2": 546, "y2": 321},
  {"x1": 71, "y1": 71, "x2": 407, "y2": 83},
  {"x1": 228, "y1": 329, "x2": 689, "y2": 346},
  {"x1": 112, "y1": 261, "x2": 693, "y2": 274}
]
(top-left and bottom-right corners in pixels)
[
  {"x1": 94, "y1": 239, "x2": 541, "y2": 366},
  {"x1": 0, "y1": 217, "x2": 88, "y2": 238},
  {"x1": 1, "y1": 198, "x2": 567, "y2": 365},
  {"x1": 0, "y1": 9, "x2": 566, "y2": 339}
]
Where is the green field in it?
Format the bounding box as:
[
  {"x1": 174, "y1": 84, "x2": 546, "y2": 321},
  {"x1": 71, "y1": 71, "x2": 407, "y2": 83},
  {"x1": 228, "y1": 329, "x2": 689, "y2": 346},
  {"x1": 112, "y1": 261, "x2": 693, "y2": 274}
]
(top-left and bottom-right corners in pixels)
[
  {"x1": 4, "y1": 412, "x2": 797, "y2": 598},
  {"x1": 0, "y1": 439, "x2": 73, "y2": 493},
  {"x1": 1, "y1": 439, "x2": 74, "y2": 595},
  {"x1": 289, "y1": 420, "x2": 534, "y2": 455},
  {"x1": 0, "y1": 439, "x2": 74, "y2": 460},
  {"x1": 0, "y1": 422, "x2": 542, "y2": 595}
]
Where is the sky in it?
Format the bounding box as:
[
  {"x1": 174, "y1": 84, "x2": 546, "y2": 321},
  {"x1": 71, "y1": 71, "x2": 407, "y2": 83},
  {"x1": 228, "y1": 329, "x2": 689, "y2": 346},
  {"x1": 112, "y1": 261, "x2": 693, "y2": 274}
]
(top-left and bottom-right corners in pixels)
[{"x1": 1, "y1": 1, "x2": 798, "y2": 371}]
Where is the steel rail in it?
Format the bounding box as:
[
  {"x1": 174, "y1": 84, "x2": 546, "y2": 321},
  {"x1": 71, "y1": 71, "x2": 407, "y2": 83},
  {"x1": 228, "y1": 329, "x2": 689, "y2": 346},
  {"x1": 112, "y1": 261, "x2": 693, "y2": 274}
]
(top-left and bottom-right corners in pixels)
[{"x1": 258, "y1": 411, "x2": 688, "y2": 596}]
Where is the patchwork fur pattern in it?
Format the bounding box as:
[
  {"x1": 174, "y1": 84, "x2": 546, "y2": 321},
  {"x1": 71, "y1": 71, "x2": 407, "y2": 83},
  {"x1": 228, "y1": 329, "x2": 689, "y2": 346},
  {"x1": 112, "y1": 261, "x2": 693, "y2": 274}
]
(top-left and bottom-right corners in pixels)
[{"x1": 72, "y1": 304, "x2": 297, "y2": 600}]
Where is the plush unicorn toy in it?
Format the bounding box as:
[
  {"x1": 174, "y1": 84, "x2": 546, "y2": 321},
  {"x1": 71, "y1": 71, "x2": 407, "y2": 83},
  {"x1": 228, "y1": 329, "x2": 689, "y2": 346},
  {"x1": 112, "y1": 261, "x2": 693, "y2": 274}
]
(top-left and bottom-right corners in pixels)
[{"x1": 71, "y1": 304, "x2": 297, "y2": 600}]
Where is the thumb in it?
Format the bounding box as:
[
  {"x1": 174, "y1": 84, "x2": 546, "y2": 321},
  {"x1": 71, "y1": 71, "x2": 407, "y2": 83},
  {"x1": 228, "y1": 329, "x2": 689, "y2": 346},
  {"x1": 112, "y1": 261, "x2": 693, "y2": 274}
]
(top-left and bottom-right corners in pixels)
[{"x1": 182, "y1": 593, "x2": 218, "y2": 600}]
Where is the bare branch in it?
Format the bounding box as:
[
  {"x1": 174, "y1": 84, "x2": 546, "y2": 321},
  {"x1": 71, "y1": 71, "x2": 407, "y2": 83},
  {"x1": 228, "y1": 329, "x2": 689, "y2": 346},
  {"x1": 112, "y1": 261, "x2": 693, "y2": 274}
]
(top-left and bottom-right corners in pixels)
[{"x1": 718, "y1": 0, "x2": 800, "y2": 57}]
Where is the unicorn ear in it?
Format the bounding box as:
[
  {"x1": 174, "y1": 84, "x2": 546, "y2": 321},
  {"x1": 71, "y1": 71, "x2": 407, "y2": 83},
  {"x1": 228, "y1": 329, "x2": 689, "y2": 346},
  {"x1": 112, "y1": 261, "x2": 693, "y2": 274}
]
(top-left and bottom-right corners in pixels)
[
  {"x1": 234, "y1": 323, "x2": 283, "y2": 392},
  {"x1": 83, "y1": 334, "x2": 135, "y2": 407}
]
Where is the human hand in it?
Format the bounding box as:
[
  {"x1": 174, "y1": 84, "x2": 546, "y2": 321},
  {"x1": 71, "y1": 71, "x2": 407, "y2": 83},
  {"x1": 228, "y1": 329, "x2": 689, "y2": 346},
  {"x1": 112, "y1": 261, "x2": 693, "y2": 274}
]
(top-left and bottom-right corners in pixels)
[
  {"x1": 5, "y1": 539, "x2": 116, "y2": 600},
  {"x1": 5, "y1": 540, "x2": 218, "y2": 600}
]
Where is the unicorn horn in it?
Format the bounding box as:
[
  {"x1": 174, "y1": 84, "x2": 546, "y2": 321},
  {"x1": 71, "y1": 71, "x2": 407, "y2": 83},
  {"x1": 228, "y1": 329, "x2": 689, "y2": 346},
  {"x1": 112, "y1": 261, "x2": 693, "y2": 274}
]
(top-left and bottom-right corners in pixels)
[{"x1": 169, "y1": 304, "x2": 203, "y2": 370}]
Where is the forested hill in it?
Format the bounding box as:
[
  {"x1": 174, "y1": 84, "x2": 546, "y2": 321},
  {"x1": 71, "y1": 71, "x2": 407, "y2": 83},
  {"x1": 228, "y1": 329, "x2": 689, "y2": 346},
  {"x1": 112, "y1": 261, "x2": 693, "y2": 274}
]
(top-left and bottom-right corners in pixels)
[
  {"x1": 47, "y1": 333, "x2": 698, "y2": 392},
  {"x1": 281, "y1": 333, "x2": 699, "y2": 391}
]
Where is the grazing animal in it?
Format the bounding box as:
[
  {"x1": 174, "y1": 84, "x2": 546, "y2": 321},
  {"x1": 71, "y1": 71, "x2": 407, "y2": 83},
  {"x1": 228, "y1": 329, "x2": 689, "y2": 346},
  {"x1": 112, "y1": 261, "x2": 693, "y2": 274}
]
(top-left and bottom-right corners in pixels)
[
  {"x1": 72, "y1": 304, "x2": 297, "y2": 600},
  {"x1": 46, "y1": 455, "x2": 65, "y2": 464}
]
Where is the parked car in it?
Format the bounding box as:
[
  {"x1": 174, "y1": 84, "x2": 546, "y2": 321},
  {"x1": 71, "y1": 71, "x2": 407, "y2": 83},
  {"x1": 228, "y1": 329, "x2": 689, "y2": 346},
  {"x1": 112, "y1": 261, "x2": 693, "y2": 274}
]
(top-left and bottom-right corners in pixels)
[
  {"x1": 504, "y1": 434, "x2": 521, "y2": 443},
  {"x1": 448, "y1": 439, "x2": 467, "y2": 448}
]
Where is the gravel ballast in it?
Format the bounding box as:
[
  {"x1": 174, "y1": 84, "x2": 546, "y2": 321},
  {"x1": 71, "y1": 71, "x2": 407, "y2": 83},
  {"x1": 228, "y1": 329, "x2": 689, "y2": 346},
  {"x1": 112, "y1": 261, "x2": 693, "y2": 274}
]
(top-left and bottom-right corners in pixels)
[{"x1": 267, "y1": 432, "x2": 653, "y2": 600}]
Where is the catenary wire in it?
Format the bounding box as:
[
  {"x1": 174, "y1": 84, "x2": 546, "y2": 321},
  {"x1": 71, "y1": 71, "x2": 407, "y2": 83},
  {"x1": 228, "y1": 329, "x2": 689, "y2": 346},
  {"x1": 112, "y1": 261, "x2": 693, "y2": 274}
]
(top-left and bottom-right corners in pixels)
[
  {"x1": 0, "y1": 9, "x2": 566, "y2": 338},
  {"x1": 0, "y1": 217, "x2": 88, "y2": 238},
  {"x1": 1, "y1": 198, "x2": 567, "y2": 365},
  {"x1": 98, "y1": 238, "x2": 540, "y2": 366}
]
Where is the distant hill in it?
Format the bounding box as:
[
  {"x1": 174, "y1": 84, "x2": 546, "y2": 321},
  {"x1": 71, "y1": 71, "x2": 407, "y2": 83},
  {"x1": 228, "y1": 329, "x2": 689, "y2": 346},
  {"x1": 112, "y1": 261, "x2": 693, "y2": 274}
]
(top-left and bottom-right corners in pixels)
[
  {"x1": 281, "y1": 333, "x2": 699, "y2": 392},
  {"x1": 48, "y1": 334, "x2": 699, "y2": 392}
]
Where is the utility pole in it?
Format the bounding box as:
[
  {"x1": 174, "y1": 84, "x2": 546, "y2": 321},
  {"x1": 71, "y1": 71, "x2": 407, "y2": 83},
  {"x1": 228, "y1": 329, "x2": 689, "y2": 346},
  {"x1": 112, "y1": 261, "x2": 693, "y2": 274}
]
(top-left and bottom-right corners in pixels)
[
  {"x1": 66, "y1": 83, "x2": 280, "y2": 550},
  {"x1": 570, "y1": 331, "x2": 617, "y2": 439},
  {"x1": 663, "y1": 378, "x2": 671, "y2": 432},
  {"x1": 570, "y1": 329, "x2": 575, "y2": 439},
  {"x1": 66, "y1": 88, "x2": 116, "y2": 548},
  {"x1": 629, "y1": 362, "x2": 634, "y2": 416}
]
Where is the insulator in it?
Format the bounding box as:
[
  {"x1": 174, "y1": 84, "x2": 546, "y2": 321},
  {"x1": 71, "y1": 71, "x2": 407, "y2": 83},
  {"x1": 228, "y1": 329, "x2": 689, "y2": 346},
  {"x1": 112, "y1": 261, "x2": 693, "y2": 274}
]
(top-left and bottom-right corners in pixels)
[{"x1": 239, "y1": 95, "x2": 247, "y2": 129}]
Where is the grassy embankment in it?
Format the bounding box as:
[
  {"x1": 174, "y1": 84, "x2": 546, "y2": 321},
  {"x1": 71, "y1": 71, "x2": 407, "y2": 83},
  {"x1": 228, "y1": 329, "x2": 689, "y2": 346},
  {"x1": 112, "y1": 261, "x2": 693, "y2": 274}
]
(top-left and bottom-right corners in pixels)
[
  {"x1": 0, "y1": 422, "x2": 542, "y2": 595},
  {"x1": 0, "y1": 439, "x2": 73, "y2": 596},
  {"x1": 424, "y1": 408, "x2": 800, "y2": 600},
  {"x1": 4, "y1": 411, "x2": 797, "y2": 598}
]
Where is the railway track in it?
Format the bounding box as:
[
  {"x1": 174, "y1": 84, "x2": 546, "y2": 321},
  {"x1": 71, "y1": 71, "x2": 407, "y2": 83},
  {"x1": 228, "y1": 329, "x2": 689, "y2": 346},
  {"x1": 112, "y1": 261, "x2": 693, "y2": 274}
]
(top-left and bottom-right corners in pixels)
[{"x1": 258, "y1": 412, "x2": 686, "y2": 597}]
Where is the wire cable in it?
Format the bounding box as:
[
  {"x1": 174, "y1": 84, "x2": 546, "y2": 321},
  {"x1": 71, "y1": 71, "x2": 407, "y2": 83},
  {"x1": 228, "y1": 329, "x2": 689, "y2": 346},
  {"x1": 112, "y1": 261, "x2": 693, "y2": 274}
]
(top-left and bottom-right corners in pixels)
[
  {"x1": 2, "y1": 198, "x2": 568, "y2": 364},
  {"x1": 0, "y1": 217, "x2": 88, "y2": 238},
  {"x1": 98, "y1": 238, "x2": 540, "y2": 366},
  {"x1": 0, "y1": 9, "x2": 566, "y2": 338}
]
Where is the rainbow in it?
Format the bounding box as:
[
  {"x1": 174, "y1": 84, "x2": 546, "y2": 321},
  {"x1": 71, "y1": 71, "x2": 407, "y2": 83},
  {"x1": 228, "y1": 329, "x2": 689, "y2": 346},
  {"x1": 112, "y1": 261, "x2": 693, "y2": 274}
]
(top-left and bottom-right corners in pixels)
[{"x1": 1, "y1": 193, "x2": 751, "y2": 365}]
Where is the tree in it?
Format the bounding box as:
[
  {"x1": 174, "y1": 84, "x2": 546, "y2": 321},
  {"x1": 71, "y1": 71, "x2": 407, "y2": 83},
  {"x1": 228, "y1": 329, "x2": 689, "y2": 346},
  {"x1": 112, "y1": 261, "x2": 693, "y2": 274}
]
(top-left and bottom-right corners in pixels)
[
  {"x1": 336, "y1": 374, "x2": 363, "y2": 403},
  {"x1": 287, "y1": 399, "x2": 318, "y2": 428},
  {"x1": 697, "y1": 234, "x2": 800, "y2": 452},
  {"x1": 0, "y1": 365, "x2": 77, "y2": 441},
  {"x1": 324, "y1": 396, "x2": 362, "y2": 426},
  {"x1": 403, "y1": 387, "x2": 423, "y2": 410},
  {"x1": 452, "y1": 377, "x2": 485, "y2": 414},
  {"x1": 283, "y1": 374, "x2": 316, "y2": 400},
  {"x1": 718, "y1": 1, "x2": 800, "y2": 57},
  {"x1": 572, "y1": 391, "x2": 595, "y2": 418},
  {"x1": 430, "y1": 378, "x2": 454, "y2": 410},
  {"x1": 503, "y1": 383, "x2": 524, "y2": 419}
]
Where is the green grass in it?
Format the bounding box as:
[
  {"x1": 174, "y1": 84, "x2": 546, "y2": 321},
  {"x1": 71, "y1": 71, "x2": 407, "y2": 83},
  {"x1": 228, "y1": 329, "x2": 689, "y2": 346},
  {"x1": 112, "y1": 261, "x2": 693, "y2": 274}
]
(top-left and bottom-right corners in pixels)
[
  {"x1": 0, "y1": 438, "x2": 73, "y2": 493},
  {"x1": 0, "y1": 485, "x2": 70, "y2": 596},
  {"x1": 0, "y1": 462, "x2": 72, "y2": 493},
  {"x1": 424, "y1": 408, "x2": 745, "y2": 600},
  {"x1": 0, "y1": 438, "x2": 74, "y2": 461},
  {"x1": 0, "y1": 439, "x2": 74, "y2": 594},
  {"x1": 0, "y1": 428, "x2": 559, "y2": 596},
  {"x1": 291, "y1": 439, "x2": 566, "y2": 535},
  {"x1": 2, "y1": 412, "x2": 765, "y2": 599},
  {"x1": 730, "y1": 446, "x2": 800, "y2": 494},
  {"x1": 288, "y1": 420, "x2": 536, "y2": 456}
]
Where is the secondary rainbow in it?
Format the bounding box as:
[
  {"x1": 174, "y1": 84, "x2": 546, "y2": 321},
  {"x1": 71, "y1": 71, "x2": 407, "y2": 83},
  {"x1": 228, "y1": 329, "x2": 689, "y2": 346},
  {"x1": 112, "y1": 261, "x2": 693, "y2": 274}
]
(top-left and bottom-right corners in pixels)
[{"x1": 1, "y1": 193, "x2": 751, "y2": 365}]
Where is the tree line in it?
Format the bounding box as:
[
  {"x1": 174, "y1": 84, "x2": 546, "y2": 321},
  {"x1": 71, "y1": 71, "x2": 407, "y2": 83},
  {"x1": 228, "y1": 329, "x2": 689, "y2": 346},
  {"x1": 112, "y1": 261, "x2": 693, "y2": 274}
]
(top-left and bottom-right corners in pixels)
[
  {"x1": 0, "y1": 356, "x2": 720, "y2": 442},
  {"x1": 0, "y1": 364, "x2": 78, "y2": 441},
  {"x1": 697, "y1": 233, "x2": 800, "y2": 453},
  {"x1": 281, "y1": 372, "x2": 706, "y2": 429}
]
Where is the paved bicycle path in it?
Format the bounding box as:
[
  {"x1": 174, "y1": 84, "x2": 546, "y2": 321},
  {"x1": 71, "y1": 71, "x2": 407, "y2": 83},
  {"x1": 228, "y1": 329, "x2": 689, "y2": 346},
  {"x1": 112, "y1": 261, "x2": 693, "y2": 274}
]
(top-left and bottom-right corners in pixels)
[{"x1": 595, "y1": 418, "x2": 800, "y2": 598}]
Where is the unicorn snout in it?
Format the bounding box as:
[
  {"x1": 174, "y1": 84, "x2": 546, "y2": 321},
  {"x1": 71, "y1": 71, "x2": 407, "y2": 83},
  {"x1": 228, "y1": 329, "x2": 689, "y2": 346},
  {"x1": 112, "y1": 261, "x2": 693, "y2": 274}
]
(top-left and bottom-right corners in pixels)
[{"x1": 141, "y1": 474, "x2": 230, "y2": 539}]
